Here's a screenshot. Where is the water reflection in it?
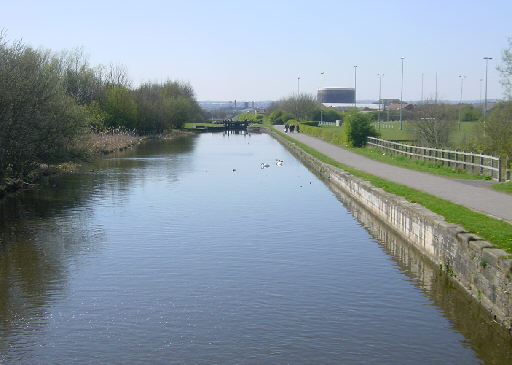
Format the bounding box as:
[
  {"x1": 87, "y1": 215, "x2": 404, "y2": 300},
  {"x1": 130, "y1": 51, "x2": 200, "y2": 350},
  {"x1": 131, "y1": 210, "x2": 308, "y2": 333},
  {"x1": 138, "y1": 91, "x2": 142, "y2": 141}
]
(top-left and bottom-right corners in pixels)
[
  {"x1": 0, "y1": 136, "x2": 196, "y2": 361},
  {"x1": 326, "y1": 180, "x2": 512, "y2": 363},
  {"x1": 1, "y1": 132, "x2": 511, "y2": 363}
]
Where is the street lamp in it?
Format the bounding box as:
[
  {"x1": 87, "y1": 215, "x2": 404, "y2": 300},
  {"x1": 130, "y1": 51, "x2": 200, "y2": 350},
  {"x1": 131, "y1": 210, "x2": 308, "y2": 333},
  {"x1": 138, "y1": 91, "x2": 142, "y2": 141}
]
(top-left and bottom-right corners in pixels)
[
  {"x1": 483, "y1": 57, "x2": 492, "y2": 135},
  {"x1": 297, "y1": 76, "x2": 301, "y2": 95},
  {"x1": 377, "y1": 73, "x2": 384, "y2": 129},
  {"x1": 320, "y1": 72, "x2": 325, "y2": 124},
  {"x1": 458, "y1": 74, "x2": 466, "y2": 130},
  {"x1": 399, "y1": 56, "x2": 405, "y2": 130},
  {"x1": 479, "y1": 78, "x2": 483, "y2": 106},
  {"x1": 354, "y1": 65, "x2": 358, "y2": 108}
]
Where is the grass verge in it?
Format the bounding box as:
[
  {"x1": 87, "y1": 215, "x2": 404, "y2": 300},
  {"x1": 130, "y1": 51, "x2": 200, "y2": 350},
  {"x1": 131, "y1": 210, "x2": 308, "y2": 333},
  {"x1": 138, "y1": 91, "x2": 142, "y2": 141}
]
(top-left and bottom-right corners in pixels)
[
  {"x1": 268, "y1": 125, "x2": 512, "y2": 253},
  {"x1": 300, "y1": 123, "x2": 488, "y2": 180},
  {"x1": 492, "y1": 182, "x2": 512, "y2": 195}
]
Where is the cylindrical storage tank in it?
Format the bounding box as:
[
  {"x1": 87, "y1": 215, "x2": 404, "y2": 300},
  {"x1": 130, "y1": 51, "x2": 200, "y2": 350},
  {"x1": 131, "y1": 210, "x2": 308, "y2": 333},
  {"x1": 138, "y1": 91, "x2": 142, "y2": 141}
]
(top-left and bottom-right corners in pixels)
[{"x1": 317, "y1": 87, "x2": 355, "y2": 103}]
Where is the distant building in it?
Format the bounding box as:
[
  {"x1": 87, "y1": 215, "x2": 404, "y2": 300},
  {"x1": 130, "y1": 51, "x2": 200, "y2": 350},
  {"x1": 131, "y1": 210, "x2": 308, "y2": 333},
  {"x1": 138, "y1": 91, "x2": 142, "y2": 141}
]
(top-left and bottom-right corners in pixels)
[
  {"x1": 317, "y1": 87, "x2": 355, "y2": 104},
  {"x1": 386, "y1": 103, "x2": 414, "y2": 111}
]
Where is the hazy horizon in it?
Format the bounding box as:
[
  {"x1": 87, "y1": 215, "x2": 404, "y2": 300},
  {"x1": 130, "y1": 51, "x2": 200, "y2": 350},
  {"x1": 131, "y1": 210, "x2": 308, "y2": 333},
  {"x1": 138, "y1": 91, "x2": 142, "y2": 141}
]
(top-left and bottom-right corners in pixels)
[{"x1": 2, "y1": 0, "x2": 510, "y2": 102}]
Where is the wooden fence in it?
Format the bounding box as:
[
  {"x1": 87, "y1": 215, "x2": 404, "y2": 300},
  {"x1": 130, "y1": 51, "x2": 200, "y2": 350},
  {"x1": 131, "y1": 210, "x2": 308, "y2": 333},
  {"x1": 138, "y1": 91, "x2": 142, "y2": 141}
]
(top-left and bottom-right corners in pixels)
[{"x1": 366, "y1": 137, "x2": 506, "y2": 181}]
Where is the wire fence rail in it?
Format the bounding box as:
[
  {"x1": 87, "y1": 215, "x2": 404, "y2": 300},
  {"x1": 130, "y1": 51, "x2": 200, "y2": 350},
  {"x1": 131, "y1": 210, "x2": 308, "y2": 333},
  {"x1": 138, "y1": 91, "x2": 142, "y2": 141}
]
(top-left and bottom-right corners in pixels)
[{"x1": 366, "y1": 137, "x2": 508, "y2": 181}]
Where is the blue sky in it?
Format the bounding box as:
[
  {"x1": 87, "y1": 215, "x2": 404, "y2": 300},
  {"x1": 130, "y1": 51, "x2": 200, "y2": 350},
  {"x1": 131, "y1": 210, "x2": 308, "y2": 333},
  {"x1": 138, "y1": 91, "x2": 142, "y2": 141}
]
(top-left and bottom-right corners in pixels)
[{"x1": 1, "y1": 0, "x2": 510, "y2": 101}]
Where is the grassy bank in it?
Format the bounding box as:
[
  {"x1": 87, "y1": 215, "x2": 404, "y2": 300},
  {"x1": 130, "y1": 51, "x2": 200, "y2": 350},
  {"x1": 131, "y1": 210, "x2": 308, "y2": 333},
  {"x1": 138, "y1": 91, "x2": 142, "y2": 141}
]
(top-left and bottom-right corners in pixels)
[
  {"x1": 268, "y1": 125, "x2": 512, "y2": 253},
  {"x1": 492, "y1": 182, "x2": 512, "y2": 195},
  {"x1": 300, "y1": 123, "x2": 486, "y2": 180}
]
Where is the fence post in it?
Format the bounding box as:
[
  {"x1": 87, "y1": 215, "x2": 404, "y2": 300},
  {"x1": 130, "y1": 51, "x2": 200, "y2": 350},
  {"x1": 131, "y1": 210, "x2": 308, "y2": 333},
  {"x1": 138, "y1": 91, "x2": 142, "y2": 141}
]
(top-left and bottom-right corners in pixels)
[
  {"x1": 480, "y1": 154, "x2": 483, "y2": 175},
  {"x1": 498, "y1": 158, "x2": 501, "y2": 182}
]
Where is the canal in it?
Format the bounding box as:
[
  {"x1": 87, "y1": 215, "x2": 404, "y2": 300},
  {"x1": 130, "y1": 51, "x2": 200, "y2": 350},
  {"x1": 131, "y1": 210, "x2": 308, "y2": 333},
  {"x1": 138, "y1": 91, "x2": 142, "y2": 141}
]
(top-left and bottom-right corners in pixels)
[{"x1": 1, "y1": 132, "x2": 511, "y2": 363}]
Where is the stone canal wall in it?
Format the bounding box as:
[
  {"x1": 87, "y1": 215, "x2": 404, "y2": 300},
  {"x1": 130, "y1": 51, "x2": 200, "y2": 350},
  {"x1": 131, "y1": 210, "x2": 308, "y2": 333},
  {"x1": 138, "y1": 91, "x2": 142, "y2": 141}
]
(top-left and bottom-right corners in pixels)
[{"x1": 268, "y1": 128, "x2": 512, "y2": 330}]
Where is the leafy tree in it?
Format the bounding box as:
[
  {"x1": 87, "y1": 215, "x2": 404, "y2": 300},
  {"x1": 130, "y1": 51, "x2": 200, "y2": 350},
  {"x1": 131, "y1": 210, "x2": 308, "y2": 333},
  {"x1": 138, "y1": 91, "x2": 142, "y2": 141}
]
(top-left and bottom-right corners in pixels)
[
  {"x1": 498, "y1": 37, "x2": 512, "y2": 100},
  {"x1": 312, "y1": 108, "x2": 343, "y2": 122},
  {"x1": 268, "y1": 94, "x2": 319, "y2": 121},
  {"x1": 484, "y1": 101, "x2": 512, "y2": 160},
  {"x1": 101, "y1": 86, "x2": 138, "y2": 129},
  {"x1": 0, "y1": 39, "x2": 86, "y2": 176},
  {"x1": 343, "y1": 110, "x2": 378, "y2": 147},
  {"x1": 61, "y1": 48, "x2": 104, "y2": 105},
  {"x1": 268, "y1": 110, "x2": 293, "y2": 124}
]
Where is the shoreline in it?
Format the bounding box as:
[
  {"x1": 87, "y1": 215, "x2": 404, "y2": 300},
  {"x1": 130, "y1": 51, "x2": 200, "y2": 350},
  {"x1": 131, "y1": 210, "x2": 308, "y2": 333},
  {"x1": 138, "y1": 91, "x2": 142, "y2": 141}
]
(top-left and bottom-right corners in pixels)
[{"x1": 0, "y1": 129, "x2": 193, "y2": 200}]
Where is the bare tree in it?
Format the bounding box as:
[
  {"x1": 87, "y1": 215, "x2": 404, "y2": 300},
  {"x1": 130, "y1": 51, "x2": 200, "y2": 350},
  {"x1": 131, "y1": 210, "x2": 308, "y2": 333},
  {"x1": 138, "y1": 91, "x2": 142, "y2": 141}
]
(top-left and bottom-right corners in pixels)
[{"x1": 411, "y1": 102, "x2": 456, "y2": 147}]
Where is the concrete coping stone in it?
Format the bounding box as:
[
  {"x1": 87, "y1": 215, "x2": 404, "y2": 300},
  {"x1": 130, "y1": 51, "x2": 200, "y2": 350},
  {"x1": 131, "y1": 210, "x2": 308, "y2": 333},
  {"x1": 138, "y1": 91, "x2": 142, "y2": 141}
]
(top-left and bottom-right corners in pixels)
[
  {"x1": 482, "y1": 248, "x2": 511, "y2": 268},
  {"x1": 469, "y1": 240, "x2": 494, "y2": 252},
  {"x1": 457, "y1": 232, "x2": 481, "y2": 245}
]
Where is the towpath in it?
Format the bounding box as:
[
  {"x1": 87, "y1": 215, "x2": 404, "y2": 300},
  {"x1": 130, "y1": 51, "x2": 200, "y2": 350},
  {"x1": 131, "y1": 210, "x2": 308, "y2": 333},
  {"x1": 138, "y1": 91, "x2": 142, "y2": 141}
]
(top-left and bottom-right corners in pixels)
[{"x1": 277, "y1": 127, "x2": 512, "y2": 224}]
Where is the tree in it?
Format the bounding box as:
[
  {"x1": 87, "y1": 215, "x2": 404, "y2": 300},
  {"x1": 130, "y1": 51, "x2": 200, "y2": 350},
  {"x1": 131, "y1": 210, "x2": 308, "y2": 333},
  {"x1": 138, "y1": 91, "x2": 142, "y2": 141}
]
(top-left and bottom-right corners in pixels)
[
  {"x1": 268, "y1": 94, "x2": 319, "y2": 121},
  {"x1": 0, "y1": 39, "x2": 86, "y2": 176},
  {"x1": 343, "y1": 110, "x2": 378, "y2": 147},
  {"x1": 498, "y1": 37, "x2": 512, "y2": 100},
  {"x1": 268, "y1": 110, "x2": 293, "y2": 124},
  {"x1": 484, "y1": 101, "x2": 512, "y2": 160},
  {"x1": 101, "y1": 86, "x2": 138, "y2": 129},
  {"x1": 411, "y1": 103, "x2": 456, "y2": 147}
]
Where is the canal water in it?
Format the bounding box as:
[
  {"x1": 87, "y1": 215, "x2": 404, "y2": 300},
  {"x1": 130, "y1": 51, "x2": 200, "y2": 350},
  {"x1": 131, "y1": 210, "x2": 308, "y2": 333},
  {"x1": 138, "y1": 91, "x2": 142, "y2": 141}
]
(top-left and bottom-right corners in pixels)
[{"x1": 0, "y1": 132, "x2": 511, "y2": 364}]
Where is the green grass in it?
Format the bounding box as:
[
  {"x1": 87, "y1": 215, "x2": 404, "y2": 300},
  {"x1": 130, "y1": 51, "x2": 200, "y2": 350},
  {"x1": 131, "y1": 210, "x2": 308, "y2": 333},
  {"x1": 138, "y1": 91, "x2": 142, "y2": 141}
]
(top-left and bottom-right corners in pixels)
[
  {"x1": 183, "y1": 123, "x2": 224, "y2": 129},
  {"x1": 300, "y1": 122, "x2": 488, "y2": 180},
  {"x1": 492, "y1": 182, "x2": 512, "y2": 195},
  {"x1": 354, "y1": 147, "x2": 488, "y2": 180},
  {"x1": 268, "y1": 125, "x2": 512, "y2": 253},
  {"x1": 372, "y1": 121, "x2": 414, "y2": 141}
]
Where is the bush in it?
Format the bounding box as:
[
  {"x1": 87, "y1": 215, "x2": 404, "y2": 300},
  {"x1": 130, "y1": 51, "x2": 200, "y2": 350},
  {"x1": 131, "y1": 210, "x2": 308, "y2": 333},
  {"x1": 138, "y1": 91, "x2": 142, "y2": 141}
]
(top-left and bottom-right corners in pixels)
[
  {"x1": 268, "y1": 110, "x2": 293, "y2": 125},
  {"x1": 343, "y1": 110, "x2": 379, "y2": 147}
]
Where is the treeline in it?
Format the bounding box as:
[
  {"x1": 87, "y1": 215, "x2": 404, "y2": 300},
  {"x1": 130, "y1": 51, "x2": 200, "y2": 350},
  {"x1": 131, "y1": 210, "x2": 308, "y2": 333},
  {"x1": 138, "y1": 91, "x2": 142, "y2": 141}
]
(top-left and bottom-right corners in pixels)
[{"x1": 0, "y1": 35, "x2": 204, "y2": 180}]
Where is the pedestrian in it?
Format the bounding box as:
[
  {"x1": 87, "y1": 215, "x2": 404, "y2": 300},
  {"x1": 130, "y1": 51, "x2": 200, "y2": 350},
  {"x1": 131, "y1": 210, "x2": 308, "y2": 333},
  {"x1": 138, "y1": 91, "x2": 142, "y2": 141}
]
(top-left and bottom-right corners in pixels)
[
  {"x1": 296, "y1": 124, "x2": 300, "y2": 133},
  {"x1": 290, "y1": 125, "x2": 295, "y2": 133},
  {"x1": 284, "y1": 124, "x2": 289, "y2": 133}
]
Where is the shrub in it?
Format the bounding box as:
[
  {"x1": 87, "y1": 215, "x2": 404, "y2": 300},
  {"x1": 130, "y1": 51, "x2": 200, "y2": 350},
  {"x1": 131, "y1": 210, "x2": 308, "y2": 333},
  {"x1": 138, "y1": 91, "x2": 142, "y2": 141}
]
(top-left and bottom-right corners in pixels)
[{"x1": 343, "y1": 110, "x2": 379, "y2": 147}]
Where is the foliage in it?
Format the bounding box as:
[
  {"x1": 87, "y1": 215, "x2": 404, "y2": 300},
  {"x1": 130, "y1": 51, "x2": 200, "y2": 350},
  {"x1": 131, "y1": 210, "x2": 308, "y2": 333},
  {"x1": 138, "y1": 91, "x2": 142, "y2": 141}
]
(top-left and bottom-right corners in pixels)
[
  {"x1": 133, "y1": 81, "x2": 203, "y2": 133},
  {"x1": 343, "y1": 110, "x2": 379, "y2": 147},
  {"x1": 268, "y1": 110, "x2": 294, "y2": 125},
  {"x1": 237, "y1": 112, "x2": 265, "y2": 122},
  {"x1": 460, "y1": 105, "x2": 481, "y2": 121},
  {"x1": 299, "y1": 124, "x2": 346, "y2": 145},
  {"x1": 312, "y1": 108, "x2": 343, "y2": 122},
  {"x1": 410, "y1": 103, "x2": 456, "y2": 147},
  {"x1": 498, "y1": 36, "x2": 512, "y2": 100},
  {"x1": 0, "y1": 34, "x2": 205, "y2": 184},
  {"x1": 0, "y1": 39, "x2": 87, "y2": 178},
  {"x1": 483, "y1": 100, "x2": 512, "y2": 161},
  {"x1": 268, "y1": 94, "x2": 319, "y2": 121},
  {"x1": 101, "y1": 85, "x2": 138, "y2": 129}
]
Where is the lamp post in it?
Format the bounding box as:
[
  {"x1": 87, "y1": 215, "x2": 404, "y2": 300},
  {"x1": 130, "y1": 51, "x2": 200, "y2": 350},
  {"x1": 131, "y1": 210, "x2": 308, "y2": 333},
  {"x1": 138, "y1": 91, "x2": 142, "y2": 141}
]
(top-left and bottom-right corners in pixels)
[
  {"x1": 399, "y1": 57, "x2": 405, "y2": 130},
  {"x1": 458, "y1": 74, "x2": 466, "y2": 130},
  {"x1": 483, "y1": 57, "x2": 492, "y2": 135},
  {"x1": 354, "y1": 65, "x2": 358, "y2": 108},
  {"x1": 435, "y1": 72, "x2": 438, "y2": 104},
  {"x1": 479, "y1": 78, "x2": 483, "y2": 106},
  {"x1": 297, "y1": 76, "x2": 300, "y2": 95},
  {"x1": 421, "y1": 73, "x2": 424, "y2": 104},
  {"x1": 320, "y1": 72, "x2": 325, "y2": 124},
  {"x1": 377, "y1": 73, "x2": 383, "y2": 129}
]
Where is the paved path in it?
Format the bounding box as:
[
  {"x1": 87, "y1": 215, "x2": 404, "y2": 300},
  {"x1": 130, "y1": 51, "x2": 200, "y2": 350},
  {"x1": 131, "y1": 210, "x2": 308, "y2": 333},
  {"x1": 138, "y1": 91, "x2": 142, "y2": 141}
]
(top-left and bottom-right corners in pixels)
[{"x1": 277, "y1": 127, "x2": 512, "y2": 224}]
